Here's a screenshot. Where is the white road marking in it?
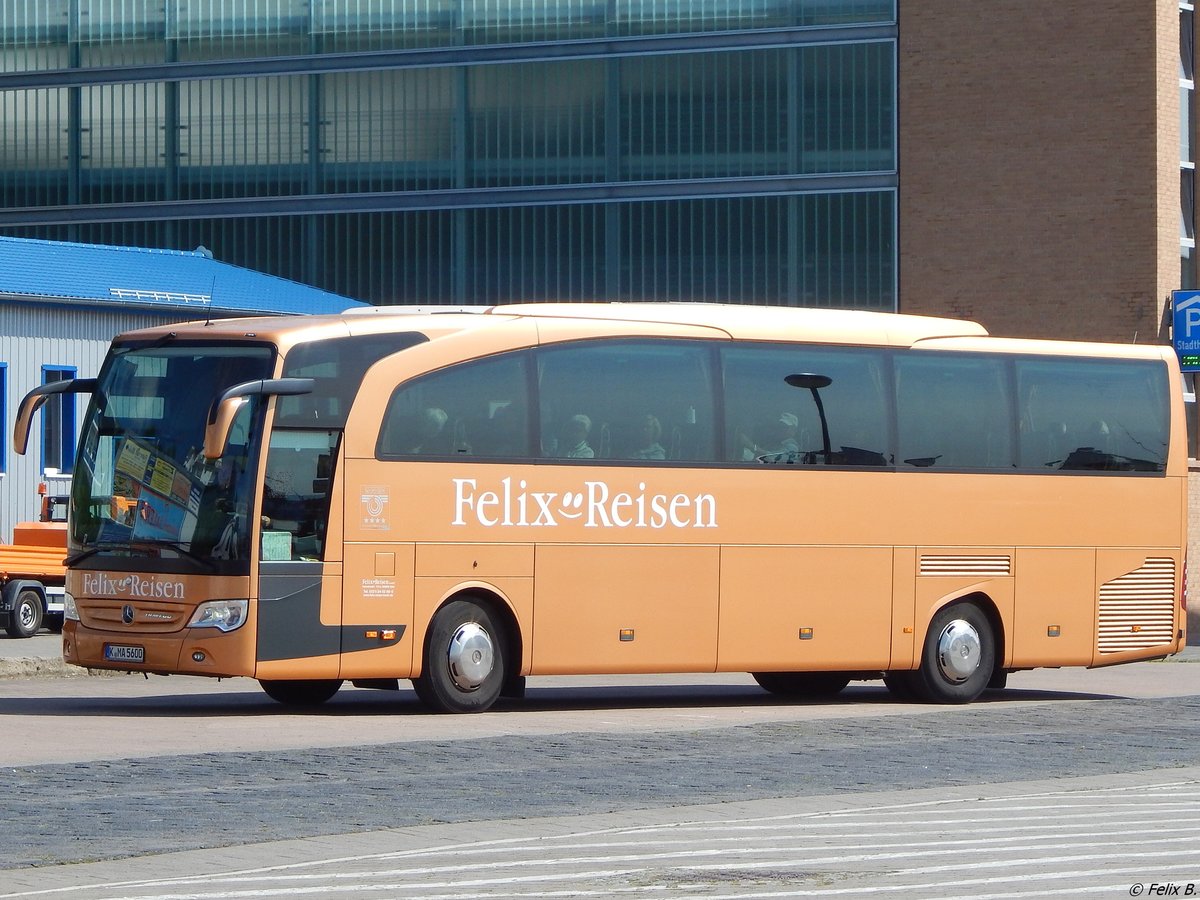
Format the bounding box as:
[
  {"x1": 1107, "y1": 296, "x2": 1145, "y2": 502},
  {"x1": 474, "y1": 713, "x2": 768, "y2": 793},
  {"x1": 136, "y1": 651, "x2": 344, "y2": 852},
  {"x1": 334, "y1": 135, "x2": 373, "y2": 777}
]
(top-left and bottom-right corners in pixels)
[{"x1": 6, "y1": 779, "x2": 1197, "y2": 900}]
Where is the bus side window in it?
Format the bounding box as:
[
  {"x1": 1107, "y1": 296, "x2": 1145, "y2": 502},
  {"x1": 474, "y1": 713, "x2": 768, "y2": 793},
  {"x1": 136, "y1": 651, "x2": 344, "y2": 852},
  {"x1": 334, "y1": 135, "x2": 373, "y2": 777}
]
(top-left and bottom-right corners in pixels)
[
  {"x1": 895, "y1": 353, "x2": 1011, "y2": 470},
  {"x1": 376, "y1": 352, "x2": 532, "y2": 461},
  {"x1": 721, "y1": 344, "x2": 889, "y2": 467},
  {"x1": 1015, "y1": 358, "x2": 1169, "y2": 472},
  {"x1": 536, "y1": 340, "x2": 718, "y2": 464}
]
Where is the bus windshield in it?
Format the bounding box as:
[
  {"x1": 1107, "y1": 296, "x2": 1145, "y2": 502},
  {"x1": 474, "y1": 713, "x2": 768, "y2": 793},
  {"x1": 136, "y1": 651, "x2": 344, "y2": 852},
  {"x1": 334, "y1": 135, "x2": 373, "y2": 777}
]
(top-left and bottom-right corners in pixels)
[{"x1": 71, "y1": 341, "x2": 275, "y2": 573}]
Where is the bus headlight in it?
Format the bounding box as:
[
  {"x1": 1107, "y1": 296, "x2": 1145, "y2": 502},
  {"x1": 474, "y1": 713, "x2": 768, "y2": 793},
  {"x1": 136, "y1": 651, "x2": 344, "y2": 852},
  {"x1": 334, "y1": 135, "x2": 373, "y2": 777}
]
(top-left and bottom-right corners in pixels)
[
  {"x1": 63, "y1": 592, "x2": 80, "y2": 622},
  {"x1": 188, "y1": 599, "x2": 249, "y2": 632}
]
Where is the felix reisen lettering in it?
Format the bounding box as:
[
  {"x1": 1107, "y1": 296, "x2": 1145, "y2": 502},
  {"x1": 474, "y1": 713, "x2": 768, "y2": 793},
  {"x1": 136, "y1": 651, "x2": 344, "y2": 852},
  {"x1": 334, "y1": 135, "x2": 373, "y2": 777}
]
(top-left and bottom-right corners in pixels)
[
  {"x1": 452, "y1": 477, "x2": 717, "y2": 529},
  {"x1": 82, "y1": 572, "x2": 186, "y2": 600}
]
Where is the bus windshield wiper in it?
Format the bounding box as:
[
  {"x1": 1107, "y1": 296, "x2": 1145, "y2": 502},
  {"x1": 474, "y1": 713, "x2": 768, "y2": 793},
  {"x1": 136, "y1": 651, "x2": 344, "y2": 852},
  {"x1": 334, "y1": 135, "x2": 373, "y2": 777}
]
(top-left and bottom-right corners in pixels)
[
  {"x1": 64, "y1": 542, "x2": 128, "y2": 566},
  {"x1": 66, "y1": 540, "x2": 214, "y2": 568}
]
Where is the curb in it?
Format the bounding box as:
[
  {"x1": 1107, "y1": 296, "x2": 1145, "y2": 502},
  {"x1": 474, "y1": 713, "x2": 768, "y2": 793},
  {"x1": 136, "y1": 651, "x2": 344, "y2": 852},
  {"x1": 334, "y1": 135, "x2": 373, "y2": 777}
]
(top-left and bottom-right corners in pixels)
[
  {"x1": 0, "y1": 657, "x2": 124, "y2": 679},
  {"x1": 0, "y1": 657, "x2": 76, "y2": 678}
]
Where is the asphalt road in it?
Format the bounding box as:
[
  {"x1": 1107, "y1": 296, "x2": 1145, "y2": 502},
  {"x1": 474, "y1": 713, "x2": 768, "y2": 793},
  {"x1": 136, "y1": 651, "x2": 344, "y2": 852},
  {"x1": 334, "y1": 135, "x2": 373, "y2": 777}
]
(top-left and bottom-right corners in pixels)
[{"x1": 0, "y1": 646, "x2": 1198, "y2": 891}]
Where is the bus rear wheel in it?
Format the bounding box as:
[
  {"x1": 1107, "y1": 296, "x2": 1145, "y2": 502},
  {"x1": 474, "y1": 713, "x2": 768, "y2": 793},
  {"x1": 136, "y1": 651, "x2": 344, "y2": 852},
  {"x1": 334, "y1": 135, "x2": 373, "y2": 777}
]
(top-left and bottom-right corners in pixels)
[
  {"x1": 752, "y1": 671, "x2": 851, "y2": 698},
  {"x1": 259, "y1": 679, "x2": 343, "y2": 707},
  {"x1": 413, "y1": 599, "x2": 507, "y2": 713},
  {"x1": 908, "y1": 601, "x2": 995, "y2": 704}
]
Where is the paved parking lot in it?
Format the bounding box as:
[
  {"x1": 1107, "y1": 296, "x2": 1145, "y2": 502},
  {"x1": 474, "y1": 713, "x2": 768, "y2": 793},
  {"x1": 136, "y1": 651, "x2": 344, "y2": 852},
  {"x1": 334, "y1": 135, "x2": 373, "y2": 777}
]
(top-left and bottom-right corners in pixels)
[
  {"x1": 4, "y1": 769, "x2": 1199, "y2": 898},
  {"x1": 1, "y1": 635, "x2": 1197, "y2": 896}
]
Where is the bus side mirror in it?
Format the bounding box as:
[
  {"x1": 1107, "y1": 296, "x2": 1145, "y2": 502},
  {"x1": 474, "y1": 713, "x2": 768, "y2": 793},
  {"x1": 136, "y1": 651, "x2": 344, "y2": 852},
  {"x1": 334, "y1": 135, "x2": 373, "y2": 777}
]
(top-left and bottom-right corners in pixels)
[
  {"x1": 13, "y1": 379, "x2": 97, "y2": 456},
  {"x1": 203, "y1": 377, "x2": 315, "y2": 460},
  {"x1": 204, "y1": 396, "x2": 248, "y2": 460}
]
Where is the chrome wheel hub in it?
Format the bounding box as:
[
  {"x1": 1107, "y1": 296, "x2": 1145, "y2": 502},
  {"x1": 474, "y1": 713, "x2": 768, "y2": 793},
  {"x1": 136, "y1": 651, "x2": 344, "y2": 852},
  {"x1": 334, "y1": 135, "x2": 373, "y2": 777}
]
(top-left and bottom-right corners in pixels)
[
  {"x1": 18, "y1": 602, "x2": 35, "y2": 629},
  {"x1": 936, "y1": 619, "x2": 981, "y2": 683},
  {"x1": 446, "y1": 622, "x2": 494, "y2": 692}
]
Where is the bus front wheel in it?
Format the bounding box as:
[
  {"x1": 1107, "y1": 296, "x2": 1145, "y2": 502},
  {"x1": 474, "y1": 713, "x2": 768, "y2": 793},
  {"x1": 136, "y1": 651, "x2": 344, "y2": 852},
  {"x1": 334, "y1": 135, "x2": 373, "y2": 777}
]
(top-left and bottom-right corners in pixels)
[
  {"x1": 413, "y1": 599, "x2": 507, "y2": 713},
  {"x1": 259, "y1": 679, "x2": 343, "y2": 707},
  {"x1": 752, "y1": 671, "x2": 851, "y2": 698},
  {"x1": 908, "y1": 602, "x2": 995, "y2": 704}
]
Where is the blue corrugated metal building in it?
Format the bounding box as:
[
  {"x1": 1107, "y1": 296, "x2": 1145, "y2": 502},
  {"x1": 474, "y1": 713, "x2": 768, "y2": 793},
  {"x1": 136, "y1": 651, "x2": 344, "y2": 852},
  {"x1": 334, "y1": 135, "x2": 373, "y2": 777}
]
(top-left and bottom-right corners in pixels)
[{"x1": 0, "y1": 235, "x2": 367, "y2": 541}]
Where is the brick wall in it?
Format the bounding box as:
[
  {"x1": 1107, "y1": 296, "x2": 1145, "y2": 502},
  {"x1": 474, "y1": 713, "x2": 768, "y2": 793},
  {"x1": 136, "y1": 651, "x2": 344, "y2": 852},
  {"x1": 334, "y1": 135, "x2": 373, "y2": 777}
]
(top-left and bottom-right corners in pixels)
[
  {"x1": 900, "y1": 1, "x2": 1193, "y2": 645},
  {"x1": 898, "y1": 0, "x2": 1178, "y2": 343}
]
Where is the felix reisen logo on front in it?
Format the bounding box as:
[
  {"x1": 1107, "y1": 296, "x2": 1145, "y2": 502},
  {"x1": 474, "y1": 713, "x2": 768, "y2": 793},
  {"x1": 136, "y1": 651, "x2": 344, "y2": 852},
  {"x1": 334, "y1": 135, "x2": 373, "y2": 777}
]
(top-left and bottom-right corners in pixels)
[{"x1": 82, "y1": 572, "x2": 187, "y2": 600}]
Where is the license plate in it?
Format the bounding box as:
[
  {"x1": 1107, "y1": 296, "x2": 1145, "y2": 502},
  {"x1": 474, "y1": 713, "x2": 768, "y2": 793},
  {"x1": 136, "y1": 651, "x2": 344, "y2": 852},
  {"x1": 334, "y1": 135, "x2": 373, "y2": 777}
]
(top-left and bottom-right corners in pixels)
[{"x1": 104, "y1": 644, "x2": 145, "y2": 664}]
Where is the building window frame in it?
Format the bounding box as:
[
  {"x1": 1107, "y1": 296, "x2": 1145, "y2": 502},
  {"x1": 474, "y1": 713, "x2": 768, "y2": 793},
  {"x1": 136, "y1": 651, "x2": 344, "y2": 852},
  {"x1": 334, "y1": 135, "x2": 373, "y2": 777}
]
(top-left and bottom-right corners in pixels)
[
  {"x1": 1183, "y1": 3, "x2": 1196, "y2": 289},
  {"x1": 0, "y1": 363, "x2": 6, "y2": 475},
  {"x1": 41, "y1": 365, "x2": 77, "y2": 476}
]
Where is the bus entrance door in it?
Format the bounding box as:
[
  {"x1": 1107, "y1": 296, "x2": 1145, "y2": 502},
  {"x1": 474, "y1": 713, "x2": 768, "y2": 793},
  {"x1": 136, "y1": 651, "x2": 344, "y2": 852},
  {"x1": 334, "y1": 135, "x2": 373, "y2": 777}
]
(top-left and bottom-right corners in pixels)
[{"x1": 255, "y1": 561, "x2": 343, "y2": 679}]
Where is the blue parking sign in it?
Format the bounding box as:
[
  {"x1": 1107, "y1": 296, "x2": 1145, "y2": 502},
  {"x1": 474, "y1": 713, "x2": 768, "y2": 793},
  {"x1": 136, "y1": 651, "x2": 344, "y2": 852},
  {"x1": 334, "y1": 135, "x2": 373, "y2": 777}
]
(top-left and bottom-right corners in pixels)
[{"x1": 1173, "y1": 290, "x2": 1200, "y2": 372}]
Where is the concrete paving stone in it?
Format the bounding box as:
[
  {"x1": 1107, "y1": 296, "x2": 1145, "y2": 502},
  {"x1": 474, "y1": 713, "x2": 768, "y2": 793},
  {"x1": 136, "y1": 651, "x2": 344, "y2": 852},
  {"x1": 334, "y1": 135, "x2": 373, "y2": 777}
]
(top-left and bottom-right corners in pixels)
[
  {"x1": 1, "y1": 691, "x2": 1199, "y2": 871},
  {"x1": 6, "y1": 767, "x2": 1200, "y2": 896}
]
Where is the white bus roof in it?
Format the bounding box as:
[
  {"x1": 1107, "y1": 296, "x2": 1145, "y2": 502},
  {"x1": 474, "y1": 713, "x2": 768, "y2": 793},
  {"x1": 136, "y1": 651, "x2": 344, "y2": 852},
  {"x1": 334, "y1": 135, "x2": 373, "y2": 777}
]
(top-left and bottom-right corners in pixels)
[
  {"x1": 124, "y1": 302, "x2": 1169, "y2": 357},
  {"x1": 489, "y1": 302, "x2": 989, "y2": 346}
]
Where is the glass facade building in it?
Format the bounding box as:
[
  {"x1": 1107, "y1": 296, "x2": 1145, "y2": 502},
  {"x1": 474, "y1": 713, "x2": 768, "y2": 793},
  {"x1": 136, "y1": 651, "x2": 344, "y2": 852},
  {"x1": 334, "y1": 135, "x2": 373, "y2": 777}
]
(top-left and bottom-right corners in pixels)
[{"x1": 0, "y1": 1, "x2": 897, "y2": 307}]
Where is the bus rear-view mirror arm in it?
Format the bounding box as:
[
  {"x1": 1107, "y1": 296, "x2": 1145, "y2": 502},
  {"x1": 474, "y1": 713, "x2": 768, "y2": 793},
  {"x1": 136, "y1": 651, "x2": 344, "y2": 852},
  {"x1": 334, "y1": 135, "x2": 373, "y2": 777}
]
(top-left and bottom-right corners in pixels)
[
  {"x1": 13, "y1": 378, "x2": 98, "y2": 456},
  {"x1": 203, "y1": 377, "x2": 315, "y2": 460},
  {"x1": 785, "y1": 373, "x2": 833, "y2": 462}
]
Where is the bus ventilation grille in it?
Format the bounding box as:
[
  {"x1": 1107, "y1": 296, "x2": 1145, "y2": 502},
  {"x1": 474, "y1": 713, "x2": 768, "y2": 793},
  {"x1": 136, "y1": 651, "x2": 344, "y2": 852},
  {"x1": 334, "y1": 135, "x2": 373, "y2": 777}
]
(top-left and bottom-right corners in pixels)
[
  {"x1": 1097, "y1": 557, "x2": 1176, "y2": 654},
  {"x1": 919, "y1": 555, "x2": 1012, "y2": 577}
]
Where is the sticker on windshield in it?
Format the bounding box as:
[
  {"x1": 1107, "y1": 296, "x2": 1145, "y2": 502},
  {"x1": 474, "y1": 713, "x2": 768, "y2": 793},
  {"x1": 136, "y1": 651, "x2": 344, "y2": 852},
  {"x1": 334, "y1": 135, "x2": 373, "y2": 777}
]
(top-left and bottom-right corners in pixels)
[{"x1": 131, "y1": 489, "x2": 188, "y2": 543}]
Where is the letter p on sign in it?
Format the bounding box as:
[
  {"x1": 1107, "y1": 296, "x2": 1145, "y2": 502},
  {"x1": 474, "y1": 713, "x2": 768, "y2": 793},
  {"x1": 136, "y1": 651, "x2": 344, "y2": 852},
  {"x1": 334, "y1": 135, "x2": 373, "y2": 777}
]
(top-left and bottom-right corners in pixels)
[{"x1": 1187, "y1": 307, "x2": 1200, "y2": 336}]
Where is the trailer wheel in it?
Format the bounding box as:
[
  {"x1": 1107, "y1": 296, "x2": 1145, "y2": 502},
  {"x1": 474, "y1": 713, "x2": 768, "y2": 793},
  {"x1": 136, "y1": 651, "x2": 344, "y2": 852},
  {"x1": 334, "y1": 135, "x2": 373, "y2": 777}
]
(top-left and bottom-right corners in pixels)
[{"x1": 5, "y1": 589, "x2": 43, "y2": 638}]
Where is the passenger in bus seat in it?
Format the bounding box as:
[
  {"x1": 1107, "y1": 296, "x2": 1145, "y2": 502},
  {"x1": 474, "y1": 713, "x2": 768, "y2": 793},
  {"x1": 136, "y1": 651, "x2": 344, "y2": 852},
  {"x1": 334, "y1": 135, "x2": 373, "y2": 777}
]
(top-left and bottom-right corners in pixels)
[
  {"x1": 408, "y1": 407, "x2": 450, "y2": 455},
  {"x1": 775, "y1": 413, "x2": 801, "y2": 454},
  {"x1": 560, "y1": 414, "x2": 595, "y2": 458},
  {"x1": 631, "y1": 414, "x2": 666, "y2": 460},
  {"x1": 736, "y1": 412, "x2": 801, "y2": 461}
]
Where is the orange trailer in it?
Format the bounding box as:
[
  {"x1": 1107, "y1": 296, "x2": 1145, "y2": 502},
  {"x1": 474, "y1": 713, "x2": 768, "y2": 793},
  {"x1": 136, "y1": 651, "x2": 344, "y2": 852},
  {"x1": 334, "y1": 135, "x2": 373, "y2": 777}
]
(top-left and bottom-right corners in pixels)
[{"x1": 0, "y1": 500, "x2": 67, "y2": 638}]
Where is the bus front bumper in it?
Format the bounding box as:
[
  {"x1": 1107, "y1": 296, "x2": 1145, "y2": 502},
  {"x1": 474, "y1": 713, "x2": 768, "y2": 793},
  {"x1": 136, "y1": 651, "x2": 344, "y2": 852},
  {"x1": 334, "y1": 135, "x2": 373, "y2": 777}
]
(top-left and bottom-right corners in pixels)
[{"x1": 62, "y1": 620, "x2": 258, "y2": 679}]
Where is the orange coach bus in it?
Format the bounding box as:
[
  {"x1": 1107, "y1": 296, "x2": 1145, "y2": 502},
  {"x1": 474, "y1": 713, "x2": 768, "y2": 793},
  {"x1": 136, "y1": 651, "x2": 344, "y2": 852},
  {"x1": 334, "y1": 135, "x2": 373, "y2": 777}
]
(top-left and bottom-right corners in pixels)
[{"x1": 13, "y1": 303, "x2": 1188, "y2": 711}]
